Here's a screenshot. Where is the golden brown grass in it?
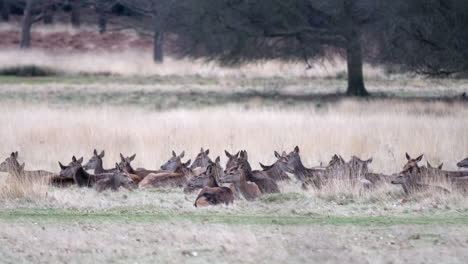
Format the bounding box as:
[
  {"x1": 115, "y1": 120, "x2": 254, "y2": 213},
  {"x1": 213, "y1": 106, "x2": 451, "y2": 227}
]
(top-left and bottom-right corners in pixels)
[{"x1": 0, "y1": 100, "x2": 467, "y2": 208}]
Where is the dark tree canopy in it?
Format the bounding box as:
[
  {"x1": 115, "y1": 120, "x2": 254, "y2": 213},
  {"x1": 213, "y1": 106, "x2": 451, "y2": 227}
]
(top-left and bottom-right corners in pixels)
[
  {"x1": 171, "y1": 0, "x2": 385, "y2": 96},
  {"x1": 380, "y1": 0, "x2": 468, "y2": 76}
]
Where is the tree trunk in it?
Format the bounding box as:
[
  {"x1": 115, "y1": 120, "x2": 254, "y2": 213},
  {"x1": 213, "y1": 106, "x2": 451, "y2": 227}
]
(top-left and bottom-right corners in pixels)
[
  {"x1": 153, "y1": 29, "x2": 164, "y2": 63},
  {"x1": 97, "y1": 3, "x2": 107, "y2": 34},
  {"x1": 43, "y1": 2, "x2": 54, "y2": 24},
  {"x1": 345, "y1": 32, "x2": 368, "y2": 96},
  {"x1": 1, "y1": 0, "x2": 10, "y2": 22},
  {"x1": 20, "y1": 0, "x2": 34, "y2": 49},
  {"x1": 70, "y1": 0, "x2": 81, "y2": 28}
]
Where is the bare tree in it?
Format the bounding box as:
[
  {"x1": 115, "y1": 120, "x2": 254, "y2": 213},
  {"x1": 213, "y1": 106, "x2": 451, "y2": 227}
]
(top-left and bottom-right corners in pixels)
[
  {"x1": 18, "y1": 0, "x2": 60, "y2": 48},
  {"x1": 169, "y1": 0, "x2": 383, "y2": 96},
  {"x1": 70, "y1": 0, "x2": 81, "y2": 28},
  {"x1": 118, "y1": 0, "x2": 176, "y2": 63}
]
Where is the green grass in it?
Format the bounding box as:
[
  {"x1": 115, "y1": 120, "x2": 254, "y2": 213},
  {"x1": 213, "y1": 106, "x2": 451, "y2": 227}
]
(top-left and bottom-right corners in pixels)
[{"x1": 1, "y1": 208, "x2": 467, "y2": 226}]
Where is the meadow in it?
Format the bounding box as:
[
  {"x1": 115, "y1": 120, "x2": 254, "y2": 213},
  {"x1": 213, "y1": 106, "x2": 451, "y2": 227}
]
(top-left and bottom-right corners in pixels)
[{"x1": 0, "y1": 45, "x2": 468, "y2": 263}]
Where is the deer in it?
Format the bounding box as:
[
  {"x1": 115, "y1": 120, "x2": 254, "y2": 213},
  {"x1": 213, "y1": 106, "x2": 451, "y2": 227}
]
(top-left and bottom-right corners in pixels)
[
  {"x1": 118, "y1": 153, "x2": 162, "y2": 179},
  {"x1": 458, "y1": 157, "x2": 468, "y2": 168},
  {"x1": 275, "y1": 146, "x2": 326, "y2": 189},
  {"x1": 95, "y1": 164, "x2": 135, "y2": 192},
  {"x1": 59, "y1": 156, "x2": 111, "y2": 187},
  {"x1": 190, "y1": 148, "x2": 212, "y2": 173},
  {"x1": 225, "y1": 150, "x2": 280, "y2": 193},
  {"x1": 258, "y1": 152, "x2": 291, "y2": 182},
  {"x1": 220, "y1": 151, "x2": 261, "y2": 201},
  {"x1": 138, "y1": 151, "x2": 193, "y2": 189},
  {"x1": 403, "y1": 153, "x2": 468, "y2": 181},
  {"x1": 83, "y1": 149, "x2": 117, "y2": 174},
  {"x1": 193, "y1": 158, "x2": 235, "y2": 207},
  {"x1": 391, "y1": 171, "x2": 450, "y2": 195},
  {"x1": 1, "y1": 151, "x2": 56, "y2": 179}
]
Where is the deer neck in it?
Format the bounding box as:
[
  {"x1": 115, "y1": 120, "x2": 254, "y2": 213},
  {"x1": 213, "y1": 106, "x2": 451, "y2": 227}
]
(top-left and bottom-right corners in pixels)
[
  {"x1": 208, "y1": 174, "x2": 220, "y2": 187},
  {"x1": 94, "y1": 159, "x2": 105, "y2": 174}
]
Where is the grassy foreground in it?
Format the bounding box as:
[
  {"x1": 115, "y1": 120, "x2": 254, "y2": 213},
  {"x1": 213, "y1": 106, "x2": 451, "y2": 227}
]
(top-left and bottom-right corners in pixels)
[{"x1": 2, "y1": 208, "x2": 468, "y2": 226}]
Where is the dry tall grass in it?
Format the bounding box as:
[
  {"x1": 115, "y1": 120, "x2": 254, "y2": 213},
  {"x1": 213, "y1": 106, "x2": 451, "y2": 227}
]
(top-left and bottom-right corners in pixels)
[{"x1": 1, "y1": 102, "x2": 467, "y2": 174}]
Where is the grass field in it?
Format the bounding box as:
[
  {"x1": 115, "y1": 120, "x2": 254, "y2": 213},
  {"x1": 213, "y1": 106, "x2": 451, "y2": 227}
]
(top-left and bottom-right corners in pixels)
[{"x1": 1, "y1": 52, "x2": 468, "y2": 263}]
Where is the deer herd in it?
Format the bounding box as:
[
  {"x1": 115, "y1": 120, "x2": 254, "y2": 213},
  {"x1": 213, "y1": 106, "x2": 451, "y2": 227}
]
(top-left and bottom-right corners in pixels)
[{"x1": 1, "y1": 147, "x2": 468, "y2": 207}]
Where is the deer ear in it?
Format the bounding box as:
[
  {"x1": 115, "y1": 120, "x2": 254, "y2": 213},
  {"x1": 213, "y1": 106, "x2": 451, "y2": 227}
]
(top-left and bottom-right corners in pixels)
[
  {"x1": 59, "y1": 161, "x2": 67, "y2": 170},
  {"x1": 120, "y1": 153, "x2": 125, "y2": 161},
  {"x1": 259, "y1": 162, "x2": 266, "y2": 170},
  {"x1": 180, "y1": 151, "x2": 185, "y2": 158},
  {"x1": 200, "y1": 147, "x2": 204, "y2": 153},
  {"x1": 415, "y1": 154, "x2": 423, "y2": 162},
  {"x1": 129, "y1": 154, "x2": 136, "y2": 161},
  {"x1": 172, "y1": 151, "x2": 177, "y2": 157},
  {"x1": 366, "y1": 158, "x2": 373, "y2": 164},
  {"x1": 184, "y1": 159, "x2": 191, "y2": 167},
  {"x1": 99, "y1": 150, "x2": 105, "y2": 158},
  {"x1": 225, "y1": 150, "x2": 232, "y2": 158},
  {"x1": 234, "y1": 151, "x2": 240, "y2": 158},
  {"x1": 426, "y1": 161, "x2": 432, "y2": 168},
  {"x1": 72, "y1": 156, "x2": 77, "y2": 162},
  {"x1": 115, "y1": 163, "x2": 120, "y2": 170},
  {"x1": 274, "y1": 151, "x2": 281, "y2": 158},
  {"x1": 438, "y1": 163, "x2": 443, "y2": 170},
  {"x1": 77, "y1": 157, "x2": 83, "y2": 164},
  {"x1": 405, "y1": 153, "x2": 411, "y2": 161},
  {"x1": 205, "y1": 149, "x2": 209, "y2": 155},
  {"x1": 93, "y1": 149, "x2": 98, "y2": 155},
  {"x1": 294, "y1": 146, "x2": 300, "y2": 153},
  {"x1": 215, "y1": 156, "x2": 220, "y2": 163}
]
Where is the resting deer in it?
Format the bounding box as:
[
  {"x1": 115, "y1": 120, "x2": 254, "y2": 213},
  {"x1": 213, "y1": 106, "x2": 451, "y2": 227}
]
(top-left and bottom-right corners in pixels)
[
  {"x1": 225, "y1": 150, "x2": 280, "y2": 193},
  {"x1": 95, "y1": 164, "x2": 135, "y2": 192},
  {"x1": 118, "y1": 153, "x2": 162, "y2": 179},
  {"x1": 83, "y1": 149, "x2": 117, "y2": 174},
  {"x1": 402, "y1": 153, "x2": 468, "y2": 181},
  {"x1": 138, "y1": 151, "x2": 193, "y2": 189},
  {"x1": 258, "y1": 152, "x2": 291, "y2": 182},
  {"x1": 220, "y1": 151, "x2": 262, "y2": 200},
  {"x1": 185, "y1": 156, "x2": 221, "y2": 193},
  {"x1": 458, "y1": 157, "x2": 468, "y2": 168},
  {"x1": 275, "y1": 146, "x2": 326, "y2": 189},
  {"x1": 190, "y1": 148, "x2": 212, "y2": 171},
  {"x1": 391, "y1": 172, "x2": 450, "y2": 195},
  {"x1": 194, "y1": 158, "x2": 235, "y2": 207},
  {"x1": 59, "y1": 156, "x2": 111, "y2": 187},
  {"x1": 1, "y1": 152, "x2": 55, "y2": 179}
]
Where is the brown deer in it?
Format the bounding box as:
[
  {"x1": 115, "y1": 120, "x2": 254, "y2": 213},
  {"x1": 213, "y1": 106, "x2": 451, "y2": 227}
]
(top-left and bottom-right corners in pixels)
[
  {"x1": 118, "y1": 153, "x2": 162, "y2": 179},
  {"x1": 95, "y1": 164, "x2": 135, "y2": 192},
  {"x1": 1, "y1": 152, "x2": 56, "y2": 179},
  {"x1": 138, "y1": 151, "x2": 192, "y2": 189},
  {"x1": 258, "y1": 151, "x2": 291, "y2": 182},
  {"x1": 83, "y1": 149, "x2": 117, "y2": 174},
  {"x1": 275, "y1": 146, "x2": 326, "y2": 189},
  {"x1": 458, "y1": 157, "x2": 468, "y2": 168},
  {"x1": 190, "y1": 148, "x2": 212, "y2": 170},
  {"x1": 185, "y1": 156, "x2": 221, "y2": 193},
  {"x1": 194, "y1": 158, "x2": 235, "y2": 207},
  {"x1": 59, "y1": 156, "x2": 111, "y2": 187},
  {"x1": 391, "y1": 171, "x2": 450, "y2": 195},
  {"x1": 220, "y1": 150, "x2": 262, "y2": 200},
  {"x1": 402, "y1": 153, "x2": 424, "y2": 174},
  {"x1": 225, "y1": 150, "x2": 280, "y2": 193}
]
